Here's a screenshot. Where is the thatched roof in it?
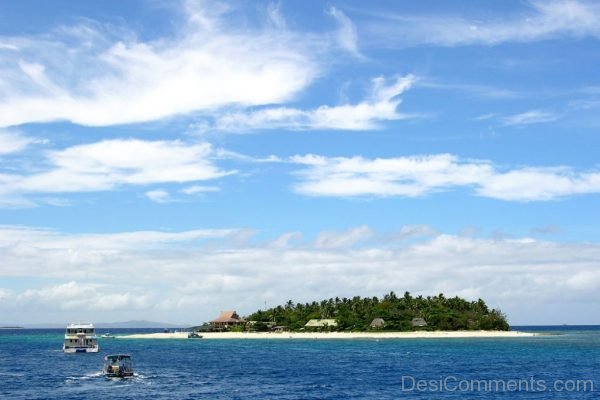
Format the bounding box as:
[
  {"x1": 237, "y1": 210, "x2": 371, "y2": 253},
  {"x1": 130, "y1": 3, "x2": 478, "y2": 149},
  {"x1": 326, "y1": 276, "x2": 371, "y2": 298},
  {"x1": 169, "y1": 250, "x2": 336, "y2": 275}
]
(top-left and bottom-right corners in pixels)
[
  {"x1": 370, "y1": 318, "x2": 385, "y2": 328},
  {"x1": 304, "y1": 319, "x2": 338, "y2": 327},
  {"x1": 210, "y1": 310, "x2": 245, "y2": 323}
]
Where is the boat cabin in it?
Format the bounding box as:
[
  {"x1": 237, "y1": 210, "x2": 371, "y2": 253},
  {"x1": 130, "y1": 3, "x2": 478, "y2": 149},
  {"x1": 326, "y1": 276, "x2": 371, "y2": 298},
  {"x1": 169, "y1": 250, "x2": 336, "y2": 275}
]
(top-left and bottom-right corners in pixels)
[{"x1": 103, "y1": 354, "x2": 134, "y2": 377}]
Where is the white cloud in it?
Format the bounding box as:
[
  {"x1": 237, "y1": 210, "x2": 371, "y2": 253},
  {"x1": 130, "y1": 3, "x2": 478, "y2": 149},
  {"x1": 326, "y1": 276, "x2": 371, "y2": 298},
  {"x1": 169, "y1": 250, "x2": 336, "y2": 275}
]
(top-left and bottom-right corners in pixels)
[
  {"x1": 502, "y1": 110, "x2": 559, "y2": 126},
  {"x1": 396, "y1": 224, "x2": 439, "y2": 239},
  {"x1": 0, "y1": 2, "x2": 329, "y2": 128},
  {"x1": 268, "y1": 231, "x2": 303, "y2": 248},
  {"x1": 476, "y1": 168, "x2": 600, "y2": 201},
  {"x1": 326, "y1": 6, "x2": 362, "y2": 57},
  {"x1": 0, "y1": 139, "x2": 231, "y2": 206},
  {"x1": 1, "y1": 225, "x2": 600, "y2": 325},
  {"x1": 145, "y1": 189, "x2": 172, "y2": 203},
  {"x1": 291, "y1": 153, "x2": 491, "y2": 197},
  {"x1": 365, "y1": 0, "x2": 600, "y2": 47},
  {"x1": 290, "y1": 153, "x2": 600, "y2": 201},
  {"x1": 266, "y1": 2, "x2": 287, "y2": 29},
  {"x1": 214, "y1": 75, "x2": 416, "y2": 131},
  {"x1": 0, "y1": 43, "x2": 19, "y2": 51},
  {"x1": 181, "y1": 185, "x2": 220, "y2": 195},
  {"x1": 18, "y1": 281, "x2": 151, "y2": 311},
  {"x1": 0, "y1": 129, "x2": 42, "y2": 154},
  {"x1": 314, "y1": 226, "x2": 374, "y2": 248}
]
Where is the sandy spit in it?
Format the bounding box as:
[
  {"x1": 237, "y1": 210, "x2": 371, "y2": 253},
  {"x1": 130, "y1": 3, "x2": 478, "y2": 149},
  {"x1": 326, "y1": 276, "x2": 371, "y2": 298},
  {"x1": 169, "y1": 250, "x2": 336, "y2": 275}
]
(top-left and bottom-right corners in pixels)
[{"x1": 118, "y1": 330, "x2": 536, "y2": 340}]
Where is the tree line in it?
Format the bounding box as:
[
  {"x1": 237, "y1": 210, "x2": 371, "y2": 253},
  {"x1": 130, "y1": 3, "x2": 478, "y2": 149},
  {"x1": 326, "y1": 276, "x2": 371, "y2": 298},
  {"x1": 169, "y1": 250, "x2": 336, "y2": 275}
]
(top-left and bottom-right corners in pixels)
[{"x1": 245, "y1": 292, "x2": 510, "y2": 331}]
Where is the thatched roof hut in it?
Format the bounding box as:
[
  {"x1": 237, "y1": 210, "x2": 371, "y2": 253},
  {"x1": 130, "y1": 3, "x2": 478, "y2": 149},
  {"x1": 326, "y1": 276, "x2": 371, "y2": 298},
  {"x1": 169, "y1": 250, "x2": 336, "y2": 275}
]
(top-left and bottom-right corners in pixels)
[
  {"x1": 370, "y1": 318, "x2": 385, "y2": 329},
  {"x1": 209, "y1": 310, "x2": 245, "y2": 328}
]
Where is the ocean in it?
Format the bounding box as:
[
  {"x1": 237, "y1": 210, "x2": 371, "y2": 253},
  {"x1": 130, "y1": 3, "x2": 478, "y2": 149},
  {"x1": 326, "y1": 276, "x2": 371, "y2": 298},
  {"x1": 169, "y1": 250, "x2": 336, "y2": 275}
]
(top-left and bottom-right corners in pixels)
[{"x1": 1, "y1": 326, "x2": 599, "y2": 399}]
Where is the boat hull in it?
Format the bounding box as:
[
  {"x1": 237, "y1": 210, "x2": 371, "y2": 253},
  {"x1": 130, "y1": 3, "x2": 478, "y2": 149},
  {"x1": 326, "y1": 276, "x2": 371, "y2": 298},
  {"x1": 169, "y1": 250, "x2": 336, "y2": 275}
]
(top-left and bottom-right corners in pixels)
[
  {"x1": 63, "y1": 346, "x2": 99, "y2": 353},
  {"x1": 105, "y1": 372, "x2": 134, "y2": 378}
]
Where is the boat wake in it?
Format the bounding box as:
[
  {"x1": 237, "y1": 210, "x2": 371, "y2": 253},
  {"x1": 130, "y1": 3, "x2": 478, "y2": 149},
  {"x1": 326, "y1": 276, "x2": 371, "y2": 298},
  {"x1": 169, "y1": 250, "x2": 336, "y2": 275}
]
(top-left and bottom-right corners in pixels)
[
  {"x1": 65, "y1": 371, "x2": 150, "y2": 385},
  {"x1": 65, "y1": 371, "x2": 103, "y2": 382}
]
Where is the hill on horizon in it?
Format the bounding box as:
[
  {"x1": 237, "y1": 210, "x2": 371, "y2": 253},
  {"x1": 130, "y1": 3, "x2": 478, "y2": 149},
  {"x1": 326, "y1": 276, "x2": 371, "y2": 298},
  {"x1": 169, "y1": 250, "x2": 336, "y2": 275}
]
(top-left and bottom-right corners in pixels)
[{"x1": 16, "y1": 320, "x2": 188, "y2": 329}]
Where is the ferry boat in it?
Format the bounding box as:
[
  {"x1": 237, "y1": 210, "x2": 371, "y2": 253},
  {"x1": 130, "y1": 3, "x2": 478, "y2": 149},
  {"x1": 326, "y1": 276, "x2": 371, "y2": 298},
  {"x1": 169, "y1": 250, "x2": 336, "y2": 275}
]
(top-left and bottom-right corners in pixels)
[
  {"x1": 63, "y1": 323, "x2": 99, "y2": 353},
  {"x1": 103, "y1": 354, "x2": 134, "y2": 377}
]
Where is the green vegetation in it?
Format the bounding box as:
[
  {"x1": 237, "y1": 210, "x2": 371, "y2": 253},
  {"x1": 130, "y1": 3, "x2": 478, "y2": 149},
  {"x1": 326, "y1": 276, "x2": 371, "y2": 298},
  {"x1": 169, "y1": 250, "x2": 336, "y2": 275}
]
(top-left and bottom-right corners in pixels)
[{"x1": 246, "y1": 292, "x2": 510, "y2": 331}]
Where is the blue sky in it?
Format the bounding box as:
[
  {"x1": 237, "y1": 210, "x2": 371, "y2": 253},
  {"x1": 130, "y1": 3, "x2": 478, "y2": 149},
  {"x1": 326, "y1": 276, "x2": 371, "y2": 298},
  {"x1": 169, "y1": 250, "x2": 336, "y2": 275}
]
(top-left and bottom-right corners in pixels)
[{"x1": 1, "y1": 0, "x2": 600, "y2": 325}]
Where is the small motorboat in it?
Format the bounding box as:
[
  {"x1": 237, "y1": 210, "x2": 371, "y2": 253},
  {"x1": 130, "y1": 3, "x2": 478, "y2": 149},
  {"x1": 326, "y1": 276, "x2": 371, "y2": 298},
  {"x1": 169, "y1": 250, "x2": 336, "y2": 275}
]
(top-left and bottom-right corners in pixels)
[
  {"x1": 187, "y1": 332, "x2": 203, "y2": 338},
  {"x1": 101, "y1": 332, "x2": 115, "y2": 338},
  {"x1": 103, "y1": 354, "x2": 134, "y2": 377}
]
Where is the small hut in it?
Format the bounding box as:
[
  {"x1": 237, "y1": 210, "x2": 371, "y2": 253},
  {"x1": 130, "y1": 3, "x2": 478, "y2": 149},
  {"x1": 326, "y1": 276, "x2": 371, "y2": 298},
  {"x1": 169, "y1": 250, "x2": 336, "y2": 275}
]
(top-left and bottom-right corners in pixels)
[
  {"x1": 370, "y1": 318, "x2": 385, "y2": 329},
  {"x1": 411, "y1": 317, "x2": 428, "y2": 328}
]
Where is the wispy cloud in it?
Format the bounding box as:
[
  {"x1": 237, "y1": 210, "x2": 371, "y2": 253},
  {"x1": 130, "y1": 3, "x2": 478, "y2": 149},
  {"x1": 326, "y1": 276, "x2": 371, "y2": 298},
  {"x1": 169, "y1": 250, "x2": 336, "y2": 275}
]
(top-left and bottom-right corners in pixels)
[
  {"x1": 1, "y1": 225, "x2": 600, "y2": 324},
  {"x1": 419, "y1": 80, "x2": 518, "y2": 99},
  {"x1": 181, "y1": 185, "x2": 220, "y2": 195},
  {"x1": 213, "y1": 75, "x2": 416, "y2": 131},
  {"x1": 145, "y1": 189, "x2": 173, "y2": 203},
  {"x1": 0, "y1": 139, "x2": 231, "y2": 206},
  {"x1": 290, "y1": 153, "x2": 600, "y2": 201},
  {"x1": 326, "y1": 6, "x2": 362, "y2": 58},
  {"x1": 314, "y1": 225, "x2": 374, "y2": 248},
  {"x1": 0, "y1": 2, "x2": 348, "y2": 128},
  {"x1": 502, "y1": 110, "x2": 559, "y2": 126},
  {"x1": 364, "y1": 0, "x2": 600, "y2": 47}
]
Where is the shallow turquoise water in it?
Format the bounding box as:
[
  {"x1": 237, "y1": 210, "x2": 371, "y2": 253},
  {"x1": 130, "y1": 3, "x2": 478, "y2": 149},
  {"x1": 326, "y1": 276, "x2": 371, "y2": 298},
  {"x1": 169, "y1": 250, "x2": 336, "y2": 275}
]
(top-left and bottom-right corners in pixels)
[{"x1": 1, "y1": 327, "x2": 599, "y2": 399}]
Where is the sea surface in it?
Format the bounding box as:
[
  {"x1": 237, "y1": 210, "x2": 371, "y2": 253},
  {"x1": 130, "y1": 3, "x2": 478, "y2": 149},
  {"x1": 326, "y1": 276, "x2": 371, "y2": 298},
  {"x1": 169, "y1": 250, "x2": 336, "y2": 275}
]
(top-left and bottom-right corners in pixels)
[{"x1": 1, "y1": 326, "x2": 599, "y2": 399}]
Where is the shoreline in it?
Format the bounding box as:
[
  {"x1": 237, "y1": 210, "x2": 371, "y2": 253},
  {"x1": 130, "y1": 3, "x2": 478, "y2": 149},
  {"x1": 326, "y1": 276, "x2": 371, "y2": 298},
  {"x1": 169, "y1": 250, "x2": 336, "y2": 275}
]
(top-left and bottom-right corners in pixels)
[{"x1": 118, "y1": 330, "x2": 537, "y2": 340}]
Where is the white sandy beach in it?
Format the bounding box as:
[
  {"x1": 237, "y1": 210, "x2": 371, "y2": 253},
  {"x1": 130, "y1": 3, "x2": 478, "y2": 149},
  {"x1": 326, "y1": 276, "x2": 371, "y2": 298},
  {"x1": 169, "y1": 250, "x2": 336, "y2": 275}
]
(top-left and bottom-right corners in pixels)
[{"x1": 118, "y1": 330, "x2": 536, "y2": 340}]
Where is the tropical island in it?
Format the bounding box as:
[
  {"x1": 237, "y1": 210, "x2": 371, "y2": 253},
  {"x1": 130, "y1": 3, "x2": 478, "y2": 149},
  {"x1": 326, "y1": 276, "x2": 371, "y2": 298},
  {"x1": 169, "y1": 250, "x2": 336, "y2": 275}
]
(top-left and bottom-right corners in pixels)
[
  {"x1": 244, "y1": 292, "x2": 510, "y2": 332},
  {"x1": 120, "y1": 292, "x2": 533, "y2": 340}
]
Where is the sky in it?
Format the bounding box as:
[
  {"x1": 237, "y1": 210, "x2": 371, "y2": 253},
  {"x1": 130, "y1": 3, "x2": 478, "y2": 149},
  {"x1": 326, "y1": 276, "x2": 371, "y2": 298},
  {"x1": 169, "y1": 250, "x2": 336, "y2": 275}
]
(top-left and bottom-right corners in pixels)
[{"x1": 1, "y1": 0, "x2": 599, "y2": 326}]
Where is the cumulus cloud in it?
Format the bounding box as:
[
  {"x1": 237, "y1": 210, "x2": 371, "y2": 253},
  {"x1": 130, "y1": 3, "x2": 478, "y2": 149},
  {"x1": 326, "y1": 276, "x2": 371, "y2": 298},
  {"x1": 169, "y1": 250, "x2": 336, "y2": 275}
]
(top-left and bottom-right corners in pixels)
[
  {"x1": 365, "y1": 0, "x2": 600, "y2": 47},
  {"x1": 214, "y1": 75, "x2": 416, "y2": 131},
  {"x1": 476, "y1": 167, "x2": 600, "y2": 201},
  {"x1": 0, "y1": 2, "x2": 329, "y2": 128},
  {"x1": 17, "y1": 281, "x2": 151, "y2": 311},
  {"x1": 290, "y1": 153, "x2": 600, "y2": 201},
  {"x1": 0, "y1": 139, "x2": 231, "y2": 206},
  {"x1": 1, "y1": 225, "x2": 600, "y2": 325}
]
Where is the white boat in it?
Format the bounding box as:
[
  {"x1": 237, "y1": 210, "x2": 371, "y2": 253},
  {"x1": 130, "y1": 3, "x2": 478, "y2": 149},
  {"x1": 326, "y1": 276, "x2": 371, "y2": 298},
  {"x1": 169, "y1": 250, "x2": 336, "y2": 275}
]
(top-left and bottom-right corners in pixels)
[
  {"x1": 101, "y1": 332, "x2": 115, "y2": 338},
  {"x1": 103, "y1": 354, "x2": 134, "y2": 377},
  {"x1": 63, "y1": 322, "x2": 99, "y2": 353}
]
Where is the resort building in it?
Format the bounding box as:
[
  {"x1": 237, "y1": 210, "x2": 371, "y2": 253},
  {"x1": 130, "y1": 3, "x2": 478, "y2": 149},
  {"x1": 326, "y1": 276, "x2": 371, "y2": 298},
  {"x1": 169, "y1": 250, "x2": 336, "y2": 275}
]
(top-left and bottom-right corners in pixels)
[
  {"x1": 304, "y1": 319, "x2": 338, "y2": 329},
  {"x1": 209, "y1": 310, "x2": 246, "y2": 330},
  {"x1": 272, "y1": 325, "x2": 289, "y2": 332}
]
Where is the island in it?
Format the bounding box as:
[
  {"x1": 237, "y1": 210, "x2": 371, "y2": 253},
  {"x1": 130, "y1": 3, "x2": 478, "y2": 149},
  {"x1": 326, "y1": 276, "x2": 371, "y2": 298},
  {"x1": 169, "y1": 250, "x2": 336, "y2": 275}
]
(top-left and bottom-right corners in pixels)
[{"x1": 120, "y1": 292, "x2": 536, "y2": 339}]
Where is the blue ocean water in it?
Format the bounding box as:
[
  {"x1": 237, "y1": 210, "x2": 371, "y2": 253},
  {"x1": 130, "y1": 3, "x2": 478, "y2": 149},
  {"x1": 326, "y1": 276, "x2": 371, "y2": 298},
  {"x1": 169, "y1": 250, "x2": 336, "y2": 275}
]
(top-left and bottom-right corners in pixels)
[{"x1": 1, "y1": 327, "x2": 599, "y2": 399}]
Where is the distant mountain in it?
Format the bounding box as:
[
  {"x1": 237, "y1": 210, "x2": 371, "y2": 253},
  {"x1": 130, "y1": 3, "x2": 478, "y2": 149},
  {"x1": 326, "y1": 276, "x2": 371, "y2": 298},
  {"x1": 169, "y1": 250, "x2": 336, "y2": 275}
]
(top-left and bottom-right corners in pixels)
[
  {"x1": 20, "y1": 320, "x2": 188, "y2": 329},
  {"x1": 96, "y1": 320, "x2": 188, "y2": 329}
]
